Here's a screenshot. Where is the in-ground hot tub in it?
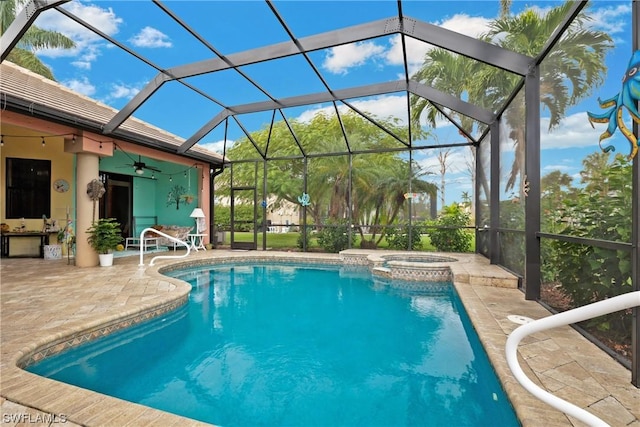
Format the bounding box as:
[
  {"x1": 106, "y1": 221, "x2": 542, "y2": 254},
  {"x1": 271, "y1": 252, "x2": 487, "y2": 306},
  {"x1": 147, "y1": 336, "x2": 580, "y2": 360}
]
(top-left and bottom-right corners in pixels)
[{"x1": 340, "y1": 251, "x2": 458, "y2": 282}]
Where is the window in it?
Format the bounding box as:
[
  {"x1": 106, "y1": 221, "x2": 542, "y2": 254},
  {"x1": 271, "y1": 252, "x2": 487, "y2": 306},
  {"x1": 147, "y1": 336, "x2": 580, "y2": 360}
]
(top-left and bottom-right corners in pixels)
[{"x1": 5, "y1": 158, "x2": 51, "y2": 219}]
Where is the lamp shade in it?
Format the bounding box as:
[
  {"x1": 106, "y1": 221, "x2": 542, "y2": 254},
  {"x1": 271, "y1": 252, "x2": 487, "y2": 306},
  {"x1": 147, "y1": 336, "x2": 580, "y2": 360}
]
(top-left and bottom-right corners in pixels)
[{"x1": 190, "y1": 208, "x2": 205, "y2": 218}]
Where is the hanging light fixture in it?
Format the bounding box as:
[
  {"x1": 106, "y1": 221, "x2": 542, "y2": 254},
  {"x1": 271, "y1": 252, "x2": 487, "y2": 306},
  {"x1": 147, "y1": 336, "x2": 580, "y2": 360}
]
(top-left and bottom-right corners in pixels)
[
  {"x1": 135, "y1": 166, "x2": 144, "y2": 175},
  {"x1": 41, "y1": 136, "x2": 45, "y2": 147}
]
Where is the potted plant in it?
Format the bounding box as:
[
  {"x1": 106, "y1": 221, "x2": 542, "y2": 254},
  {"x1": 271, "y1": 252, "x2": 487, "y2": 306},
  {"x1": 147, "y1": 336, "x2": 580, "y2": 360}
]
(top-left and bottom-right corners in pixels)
[{"x1": 86, "y1": 218, "x2": 123, "y2": 267}]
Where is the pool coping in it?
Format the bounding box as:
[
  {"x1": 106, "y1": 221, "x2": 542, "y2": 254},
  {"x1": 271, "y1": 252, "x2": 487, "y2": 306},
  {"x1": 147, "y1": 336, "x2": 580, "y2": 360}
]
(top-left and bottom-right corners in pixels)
[{"x1": 1, "y1": 250, "x2": 638, "y2": 426}]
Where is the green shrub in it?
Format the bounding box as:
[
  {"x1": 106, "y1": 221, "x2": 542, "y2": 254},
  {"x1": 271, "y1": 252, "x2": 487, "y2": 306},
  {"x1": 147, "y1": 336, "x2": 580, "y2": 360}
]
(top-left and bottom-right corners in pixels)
[
  {"x1": 426, "y1": 204, "x2": 472, "y2": 252},
  {"x1": 213, "y1": 205, "x2": 262, "y2": 231},
  {"x1": 384, "y1": 224, "x2": 423, "y2": 250},
  {"x1": 548, "y1": 155, "x2": 632, "y2": 335},
  {"x1": 297, "y1": 225, "x2": 312, "y2": 249},
  {"x1": 316, "y1": 219, "x2": 354, "y2": 253}
]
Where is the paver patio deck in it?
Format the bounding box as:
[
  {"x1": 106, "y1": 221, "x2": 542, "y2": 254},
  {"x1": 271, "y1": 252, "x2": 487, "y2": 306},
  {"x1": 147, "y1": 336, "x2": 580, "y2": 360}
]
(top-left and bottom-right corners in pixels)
[{"x1": 1, "y1": 251, "x2": 638, "y2": 426}]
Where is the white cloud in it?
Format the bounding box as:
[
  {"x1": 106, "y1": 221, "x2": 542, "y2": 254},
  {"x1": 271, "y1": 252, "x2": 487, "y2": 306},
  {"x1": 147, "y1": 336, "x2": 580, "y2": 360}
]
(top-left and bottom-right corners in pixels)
[
  {"x1": 437, "y1": 14, "x2": 492, "y2": 38},
  {"x1": 347, "y1": 95, "x2": 409, "y2": 122},
  {"x1": 583, "y1": 3, "x2": 631, "y2": 35},
  {"x1": 111, "y1": 84, "x2": 140, "y2": 99},
  {"x1": 294, "y1": 106, "x2": 331, "y2": 123},
  {"x1": 71, "y1": 59, "x2": 92, "y2": 70},
  {"x1": 496, "y1": 112, "x2": 612, "y2": 153},
  {"x1": 64, "y1": 2, "x2": 122, "y2": 35},
  {"x1": 199, "y1": 139, "x2": 235, "y2": 155},
  {"x1": 62, "y1": 76, "x2": 96, "y2": 97},
  {"x1": 384, "y1": 34, "x2": 407, "y2": 66},
  {"x1": 295, "y1": 94, "x2": 408, "y2": 124},
  {"x1": 129, "y1": 27, "x2": 172, "y2": 48},
  {"x1": 542, "y1": 163, "x2": 576, "y2": 173},
  {"x1": 524, "y1": 3, "x2": 631, "y2": 46},
  {"x1": 108, "y1": 82, "x2": 141, "y2": 100},
  {"x1": 33, "y1": 1, "x2": 123, "y2": 70},
  {"x1": 293, "y1": 92, "x2": 459, "y2": 136},
  {"x1": 67, "y1": 45, "x2": 101, "y2": 70},
  {"x1": 385, "y1": 35, "x2": 429, "y2": 76},
  {"x1": 541, "y1": 112, "x2": 608, "y2": 150},
  {"x1": 322, "y1": 41, "x2": 385, "y2": 74}
]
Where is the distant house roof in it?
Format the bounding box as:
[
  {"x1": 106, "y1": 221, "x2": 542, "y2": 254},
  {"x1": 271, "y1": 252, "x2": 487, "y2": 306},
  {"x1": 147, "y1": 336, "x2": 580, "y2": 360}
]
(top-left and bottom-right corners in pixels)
[{"x1": 0, "y1": 61, "x2": 225, "y2": 166}]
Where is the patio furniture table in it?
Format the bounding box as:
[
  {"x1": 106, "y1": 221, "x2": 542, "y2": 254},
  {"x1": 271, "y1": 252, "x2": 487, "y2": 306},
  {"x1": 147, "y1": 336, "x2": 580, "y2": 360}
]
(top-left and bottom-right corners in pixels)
[
  {"x1": 0, "y1": 232, "x2": 50, "y2": 258},
  {"x1": 125, "y1": 236, "x2": 160, "y2": 251},
  {"x1": 188, "y1": 233, "x2": 207, "y2": 251}
]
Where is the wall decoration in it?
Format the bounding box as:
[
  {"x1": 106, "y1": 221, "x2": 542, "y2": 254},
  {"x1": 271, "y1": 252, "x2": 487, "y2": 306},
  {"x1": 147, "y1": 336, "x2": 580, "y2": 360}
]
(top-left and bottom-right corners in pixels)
[
  {"x1": 42, "y1": 215, "x2": 59, "y2": 233},
  {"x1": 166, "y1": 185, "x2": 194, "y2": 210},
  {"x1": 587, "y1": 49, "x2": 640, "y2": 160},
  {"x1": 297, "y1": 193, "x2": 310, "y2": 206},
  {"x1": 53, "y1": 178, "x2": 70, "y2": 193},
  {"x1": 86, "y1": 179, "x2": 106, "y2": 221}
]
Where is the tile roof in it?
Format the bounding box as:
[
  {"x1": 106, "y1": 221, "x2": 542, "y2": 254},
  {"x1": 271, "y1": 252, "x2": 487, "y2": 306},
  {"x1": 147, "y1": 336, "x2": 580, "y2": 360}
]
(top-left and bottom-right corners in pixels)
[{"x1": 0, "y1": 61, "x2": 225, "y2": 165}]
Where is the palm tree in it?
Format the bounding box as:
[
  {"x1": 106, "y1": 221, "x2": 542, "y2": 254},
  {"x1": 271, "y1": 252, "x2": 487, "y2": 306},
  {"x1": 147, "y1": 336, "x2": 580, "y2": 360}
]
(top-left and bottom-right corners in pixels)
[
  {"x1": 410, "y1": 1, "x2": 613, "y2": 196},
  {"x1": 499, "y1": 0, "x2": 512, "y2": 18},
  {"x1": 410, "y1": 48, "x2": 488, "y2": 133},
  {"x1": 352, "y1": 156, "x2": 437, "y2": 248},
  {"x1": 409, "y1": 49, "x2": 491, "y2": 209},
  {"x1": 486, "y1": 2, "x2": 613, "y2": 193},
  {"x1": 0, "y1": 0, "x2": 75, "y2": 80}
]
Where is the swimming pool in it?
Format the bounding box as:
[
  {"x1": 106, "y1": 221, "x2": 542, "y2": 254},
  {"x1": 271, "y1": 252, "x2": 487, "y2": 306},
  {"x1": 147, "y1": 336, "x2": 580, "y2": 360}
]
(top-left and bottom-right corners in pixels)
[{"x1": 27, "y1": 262, "x2": 519, "y2": 426}]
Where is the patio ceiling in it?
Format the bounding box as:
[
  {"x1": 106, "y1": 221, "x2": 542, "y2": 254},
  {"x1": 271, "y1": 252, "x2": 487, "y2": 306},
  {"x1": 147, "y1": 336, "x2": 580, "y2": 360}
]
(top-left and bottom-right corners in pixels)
[{"x1": 0, "y1": 0, "x2": 584, "y2": 161}]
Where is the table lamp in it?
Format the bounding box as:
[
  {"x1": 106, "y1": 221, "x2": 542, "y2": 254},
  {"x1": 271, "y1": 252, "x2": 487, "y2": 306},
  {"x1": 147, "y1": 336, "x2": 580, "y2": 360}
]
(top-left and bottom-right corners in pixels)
[{"x1": 190, "y1": 208, "x2": 206, "y2": 233}]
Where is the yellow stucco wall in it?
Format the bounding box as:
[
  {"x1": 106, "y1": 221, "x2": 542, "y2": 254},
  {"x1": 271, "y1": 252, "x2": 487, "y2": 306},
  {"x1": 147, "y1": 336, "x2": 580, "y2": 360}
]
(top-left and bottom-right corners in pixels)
[{"x1": 0, "y1": 125, "x2": 75, "y2": 256}]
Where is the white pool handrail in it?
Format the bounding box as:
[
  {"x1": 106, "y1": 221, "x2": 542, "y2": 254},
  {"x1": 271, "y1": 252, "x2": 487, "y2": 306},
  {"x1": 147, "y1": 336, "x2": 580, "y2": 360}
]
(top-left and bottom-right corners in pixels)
[
  {"x1": 137, "y1": 227, "x2": 191, "y2": 267},
  {"x1": 506, "y1": 291, "x2": 640, "y2": 427}
]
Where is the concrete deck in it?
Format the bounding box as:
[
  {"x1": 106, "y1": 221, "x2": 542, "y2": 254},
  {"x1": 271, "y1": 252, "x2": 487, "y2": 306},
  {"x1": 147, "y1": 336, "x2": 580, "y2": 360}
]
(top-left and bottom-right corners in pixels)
[{"x1": 1, "y1": 251, "x2": 638, "y2": 426}]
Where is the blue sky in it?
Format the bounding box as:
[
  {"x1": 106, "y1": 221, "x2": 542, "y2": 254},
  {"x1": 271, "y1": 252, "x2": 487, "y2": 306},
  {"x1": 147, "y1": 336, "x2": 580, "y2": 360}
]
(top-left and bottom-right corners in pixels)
[{"x1": 24, "y1": 0, "x2": 636, "y2": 206}]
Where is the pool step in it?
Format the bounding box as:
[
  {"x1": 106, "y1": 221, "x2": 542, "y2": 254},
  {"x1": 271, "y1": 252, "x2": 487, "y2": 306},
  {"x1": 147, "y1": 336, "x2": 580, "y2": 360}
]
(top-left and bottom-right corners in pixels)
[
  {"x1": 372, "y1": 266, "x2": 391, "y2": 278},
  {"x1": 451, "y1": 264, "x2": 519, "y2": 288}
]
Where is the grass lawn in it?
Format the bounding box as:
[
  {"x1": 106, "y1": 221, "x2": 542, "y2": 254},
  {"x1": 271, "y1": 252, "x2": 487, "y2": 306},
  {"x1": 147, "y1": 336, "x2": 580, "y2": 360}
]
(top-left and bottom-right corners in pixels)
[{"x1": 221, "y1": 231, "x2": 452, "y2": 252}]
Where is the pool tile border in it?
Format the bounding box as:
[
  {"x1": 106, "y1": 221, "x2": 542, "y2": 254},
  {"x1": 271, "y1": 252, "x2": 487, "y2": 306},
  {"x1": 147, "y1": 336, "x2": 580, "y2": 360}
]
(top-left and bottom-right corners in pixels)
[{"x1": 17, "y1": 295, "x2": 188, "y2": 369}]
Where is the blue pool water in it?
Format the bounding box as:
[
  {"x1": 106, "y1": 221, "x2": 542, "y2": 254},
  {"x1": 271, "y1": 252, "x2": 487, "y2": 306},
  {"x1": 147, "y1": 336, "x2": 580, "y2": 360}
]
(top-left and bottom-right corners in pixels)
[{"x1": 28, "y1": 263, "x2": 519, "y2": 426}]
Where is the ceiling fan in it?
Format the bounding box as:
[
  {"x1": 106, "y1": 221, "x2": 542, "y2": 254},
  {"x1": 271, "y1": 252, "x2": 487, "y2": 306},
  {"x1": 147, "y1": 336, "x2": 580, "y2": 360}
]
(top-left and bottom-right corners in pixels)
[{"x1": 123, "y1": 154, "x2": 162, "y2": 175}]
